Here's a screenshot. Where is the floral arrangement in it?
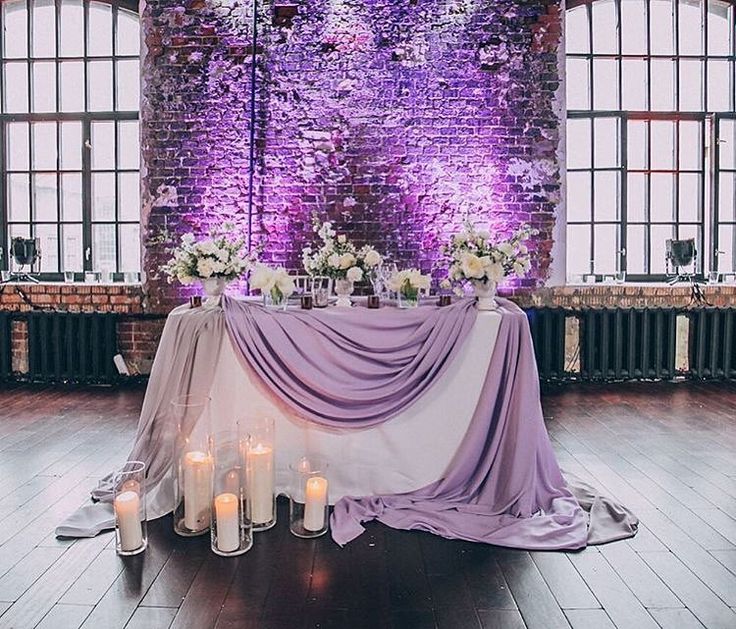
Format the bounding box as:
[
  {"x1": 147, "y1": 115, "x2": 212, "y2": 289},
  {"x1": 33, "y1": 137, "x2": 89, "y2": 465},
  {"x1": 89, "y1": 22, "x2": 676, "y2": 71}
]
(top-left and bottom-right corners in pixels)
[
  {"x1": 388, "y1": 268, "x2": 431, "y2": 304},
  {"x1": 163, "y1": 222, "x2": 256, "y2": 285},
  {"x1": 301, "y1": 216, "x2": 383, "y2": 281},
  {"x1": 249, "y1": 264, "x2": 296, "y2": 305},
  {"x1": 443, "y1": 221, "x2": 534, "y2": 291}
]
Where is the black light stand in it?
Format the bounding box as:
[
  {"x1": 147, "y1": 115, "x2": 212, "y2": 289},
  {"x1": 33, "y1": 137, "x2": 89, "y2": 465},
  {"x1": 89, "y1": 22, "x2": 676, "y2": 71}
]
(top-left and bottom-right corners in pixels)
[{"x1": 1, "y1": 237, "x2": 42, "y2": 284}]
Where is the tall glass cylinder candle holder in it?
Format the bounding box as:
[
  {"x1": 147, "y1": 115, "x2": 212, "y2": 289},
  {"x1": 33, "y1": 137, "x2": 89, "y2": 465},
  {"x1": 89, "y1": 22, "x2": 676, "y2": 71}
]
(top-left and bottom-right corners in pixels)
[
  {"x1": 246, "y1": 416, "x2": 276, "y2": 531},
  {"x1": 172, "y1": 394, "x2": 213, "y2": 537},
  {"x1": 289, "y1": 457, "x2": 329, "y2": 538},
  {"x1": 210, "y1": 429, "x2": 253, "y2": 557},
  {"x1": 113, "y1": 461, "x2": 147, "y2": 556}
]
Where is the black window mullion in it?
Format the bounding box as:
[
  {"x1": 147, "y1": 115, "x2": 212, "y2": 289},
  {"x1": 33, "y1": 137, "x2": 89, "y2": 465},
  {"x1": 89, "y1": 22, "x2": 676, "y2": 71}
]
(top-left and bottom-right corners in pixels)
[
  {"x1": 620, "y1": 113, "x2": 628, "y2": 274},
  {"x1": 82, "y1": 118, "x2": 91, "y2": 272}
]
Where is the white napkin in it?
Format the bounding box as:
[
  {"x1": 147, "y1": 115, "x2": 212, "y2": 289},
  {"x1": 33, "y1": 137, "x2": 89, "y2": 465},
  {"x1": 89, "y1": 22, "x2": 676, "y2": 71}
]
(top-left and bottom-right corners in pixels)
[{"x1": 55, "y1": 503, "x2": 115, "y2": 538}]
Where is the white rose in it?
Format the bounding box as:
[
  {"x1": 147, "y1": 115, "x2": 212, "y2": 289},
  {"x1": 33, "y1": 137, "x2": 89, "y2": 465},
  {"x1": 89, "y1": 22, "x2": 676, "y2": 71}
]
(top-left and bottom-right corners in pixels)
[
  {"x1": 217, "y1": 248, "x2": 229, "y2": 263},
  {"x1": 485, "y1": 260, "x2": 505, "y2": 282},
  {"x1": 328, "y1": 253, "x2": 341, "y2": 268},
  {"x1": 210, "y1": 260, "x2": 226, "y2": 275},
  {"x1": 460, "y1": 253, "x2": 485, "y2": 279},
  {"x1": 346, "y1": 266, "x2": 363, "y2": 282},
  {"x1": 363, "y1": 249, "x2": 382, "y2": 267},
  {"x1": 182, "y1": 233, "x2": 195, "y2": 245},
  {"x1": 453, "y1": 233, "x2": 467, "y2": 246},
  {"x1": 513, "y1": 261, "x2": 525, "y2": 277},
  {"x1": 196, "y1": 258, "x2": 214, "y2": 278},
  {"x1": 337, "y1": 234, "x2": 347, "y2": 244},
  {"x1": 275, "y1": 270, "x2": 295, "y2": 297},
  {"x1": 339, "y1": 253, "x2": 356, "y2": 269},
  {"x1": 518, "y1": 244, "x2": 528, "y2": 255},
  {"x1": 477, "y1": 229, "x2": 491, "y2": 241},
  {"x1": 250, "y1": 265, "x2": 276, "y2": 292},
  {"x1": 440, "y1": 278, "x2": 451, "y2": 290},
  {"x1": 498, "y1": 242, "x2": 514, "y2": 257}
]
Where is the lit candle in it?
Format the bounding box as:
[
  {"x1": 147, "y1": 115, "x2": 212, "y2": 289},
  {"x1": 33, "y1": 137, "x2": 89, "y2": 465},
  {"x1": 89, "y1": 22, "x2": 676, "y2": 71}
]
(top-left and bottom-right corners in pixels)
[
  {"x1": 214, "y1": 492, "x2": 240, "y2": 553},
  {"x1": 247, "y1": 443, "x2": 274, "y2": 525},
  {"x1": 303, "y1": 476, "x2": 328, "y2": 532},
  {"x1": 114, "y1": 490, "x2": 143, "y2": 551},
  {"x1": 183, "y1": 451, "x2": 212, "y2": 532}
]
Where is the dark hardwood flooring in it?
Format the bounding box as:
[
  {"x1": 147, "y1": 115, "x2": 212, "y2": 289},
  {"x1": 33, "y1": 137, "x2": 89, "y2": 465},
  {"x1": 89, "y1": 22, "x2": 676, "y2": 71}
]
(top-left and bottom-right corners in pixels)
[{"x1": 0, "y1": 381, "x2": 734, "y2": 628}]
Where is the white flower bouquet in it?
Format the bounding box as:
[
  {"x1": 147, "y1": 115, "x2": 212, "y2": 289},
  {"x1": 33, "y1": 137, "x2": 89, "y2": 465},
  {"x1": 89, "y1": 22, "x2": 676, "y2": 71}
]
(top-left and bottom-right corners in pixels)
[
  {"x1": 249, "y1": 264, "x2": 296, "y2": 308},
  {"x1": 301, "y1": 216, "x2": 383, "y2": 282},
  {"x1": 163, "y1": 222, "x2": 256, "y2": 285},
  {"x1": 388, "y1": 268, "x2": 431, "y2": 308}
]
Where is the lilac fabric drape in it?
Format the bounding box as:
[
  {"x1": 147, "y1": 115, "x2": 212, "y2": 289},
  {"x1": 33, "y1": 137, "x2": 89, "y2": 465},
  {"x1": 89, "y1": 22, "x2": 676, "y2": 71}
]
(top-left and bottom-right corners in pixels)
[{"x1": 222, "y1": 296, "x2": 478, "y2": 428}]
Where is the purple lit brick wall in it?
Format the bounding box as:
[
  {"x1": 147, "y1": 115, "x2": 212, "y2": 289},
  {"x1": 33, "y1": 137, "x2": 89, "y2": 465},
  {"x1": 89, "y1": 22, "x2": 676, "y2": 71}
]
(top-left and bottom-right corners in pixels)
[{"x1": 141, "y1": 0, "x2": 563, "y2": 311}]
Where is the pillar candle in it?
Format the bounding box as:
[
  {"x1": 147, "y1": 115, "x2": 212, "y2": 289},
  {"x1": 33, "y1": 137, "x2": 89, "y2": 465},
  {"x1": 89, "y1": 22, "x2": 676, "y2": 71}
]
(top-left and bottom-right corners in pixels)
[
  {"x1": 114, "y1": 490, "x2": 143, "y2": 551},
  {"x1": 214, "y1": 493, "x2": 240, "y2": 553},
  {"x1": 183, "y1": 451, "x2": 212, "y2": 531},
  {"x1": 303, "y1": 476, "x2": 328, "y2": 532},
  {"x1": 247, "y1": 443, "x2": 274, "y2": 525}
]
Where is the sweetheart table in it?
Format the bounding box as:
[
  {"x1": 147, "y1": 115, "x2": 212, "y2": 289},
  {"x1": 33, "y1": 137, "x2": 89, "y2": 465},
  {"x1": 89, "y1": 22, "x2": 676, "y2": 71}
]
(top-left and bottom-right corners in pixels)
[{"x1": 57, "y1": 295, "x2": 637, "y2": 549}]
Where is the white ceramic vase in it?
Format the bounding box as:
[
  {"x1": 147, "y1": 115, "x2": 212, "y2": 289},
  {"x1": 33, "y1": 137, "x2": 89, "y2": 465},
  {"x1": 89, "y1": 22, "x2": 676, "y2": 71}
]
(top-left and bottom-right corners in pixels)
[
  {"x1": 334, "y1": 278, "x2": 354, "y2": 307},
  {"x1": 202, "y1": 277, "x2": 229, "y2": 307},
  {"x1": 472, "y1": 279, "x2": 497, "y2": 311}
]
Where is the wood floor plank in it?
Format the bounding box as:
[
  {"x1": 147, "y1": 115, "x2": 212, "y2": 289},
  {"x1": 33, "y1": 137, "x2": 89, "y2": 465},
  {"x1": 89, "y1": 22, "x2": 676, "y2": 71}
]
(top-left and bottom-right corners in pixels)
[
  {"x1": 125, "y1": 605, "x2": 177, "y2": 629},
  {"x1": 476, "y1": 609, "x2": 525, "y2": 629},
  {"x1": 648, "y1": 607, "x2": 706, "y2": 629},
  {"x1": 59, "y1": 547, "x2": 124, "y2": 606},
  {"x1": 0, "y1": 546, "x2": 65, "y2": 603},
  {"x1": 34, "y1": 603, "x2": 93, "y2": 629},
  {"x1": 710, "y1": 549, "x2": 736, "y2": 576},
  {"x1": 531, "y1": 552, "x2": 599, "y2": 610},
  {"x1": 564, "y1": 609, "x2": 616, "y2": 629}
]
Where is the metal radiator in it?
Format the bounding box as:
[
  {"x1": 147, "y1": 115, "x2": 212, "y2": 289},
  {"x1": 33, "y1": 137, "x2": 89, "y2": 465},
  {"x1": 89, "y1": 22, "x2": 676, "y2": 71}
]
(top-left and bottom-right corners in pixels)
[
  {"x1": 0, "y1": 312, "x2": 11, "y2": 381},
  {"x1": 579, "y1": 308, "x2": 677, "y2": 381},
  {"x1": 27, "y1": 312, "x2": 119, "y2": 384},
  {"x1": 525, "y1": 308, "x2": 568, "y2": 381},
  {"x1": 689, "y1": 308, "x2": 736, "y2": 379}
]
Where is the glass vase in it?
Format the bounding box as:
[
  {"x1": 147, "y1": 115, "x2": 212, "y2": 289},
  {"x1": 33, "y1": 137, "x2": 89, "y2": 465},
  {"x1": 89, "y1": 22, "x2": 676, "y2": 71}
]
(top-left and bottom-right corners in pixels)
[
  {"x1": 263, "y1": 287, "x2": 288, "y2": 310},
  {"x1": 210, "y1": 428, "x2": 253, "y2": 557},
  {"x1": 113, "y1": 461, "x2": 147, "y2": 556},
  {"x1": 246, "y1": 416, "x2": 276, "y2": 531},
  {"x1": 172, "y1": 394, "x2": 213, "y2": 537},
  {"x1": 334, "y1": 278, "x2": 354, "y2": 308},
  {"x1": 398, "y1": 290, "x2": 420, "y2": 309},
  {"x1": 289, "y1": 457, "x2": 329, "y2": 538}
]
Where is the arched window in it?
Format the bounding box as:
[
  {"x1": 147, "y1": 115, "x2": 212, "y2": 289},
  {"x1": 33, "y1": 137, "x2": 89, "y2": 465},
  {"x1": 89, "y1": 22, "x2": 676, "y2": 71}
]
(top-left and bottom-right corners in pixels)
[
  {"x1": 566, "y1": 0, "x2": 736, "y2": 280},
  {"x1": 0, "y1": 0, "x2": 139, "y2": 278}
]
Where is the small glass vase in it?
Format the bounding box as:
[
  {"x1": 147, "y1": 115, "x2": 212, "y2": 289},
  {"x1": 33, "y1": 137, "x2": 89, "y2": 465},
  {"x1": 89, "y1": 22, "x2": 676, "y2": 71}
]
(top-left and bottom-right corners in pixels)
[
  {"x1": 289, "y1": 457, "x2": 329, "y2": 539},
  {"x1": 246, "y1": 416, "x2": 276, "y2": 531},
  {"x1": 398, "y1": 290, "x2": 420, "y2": 309},
  {"x1": 263, "y1": 287, "x2": 288, "y2": 310},
  {"x1": 172, "y1": 394, "x2": 213, "y2": 537},
  {"x1": 210, "y1": 428, "x2": 253, "y2": 557},
  {"x1": 334, "y1": 278, "x2": 354, "y2": 307},
  {"x1": 472, "y1": 280, "x2": 497, "y2": 311},
  {"x1": 202, "y1": 277, "x2": 230, "y2": 307},
  {"x1": 113, "y1": 461, "x2": 147, "y2": 556}
]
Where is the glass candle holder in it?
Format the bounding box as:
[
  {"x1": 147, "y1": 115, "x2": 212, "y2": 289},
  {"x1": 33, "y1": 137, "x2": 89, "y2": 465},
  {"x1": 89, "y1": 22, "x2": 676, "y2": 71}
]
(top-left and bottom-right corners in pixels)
[
  {"x1": 113, "y1": 461, "x2": 147, "y2": 556},
  {"x1": 289, "y1": 457, "x2": 329, "y2": 539},
  {"x1": 210, "y1": 429, "x2": 253, "y2": 557},
  {"x1": 172, "y1": 394, "x2": 212, "y2": 537},
  {"x1": 246, "y1": 416, "x2": 276, "y2": 531}
]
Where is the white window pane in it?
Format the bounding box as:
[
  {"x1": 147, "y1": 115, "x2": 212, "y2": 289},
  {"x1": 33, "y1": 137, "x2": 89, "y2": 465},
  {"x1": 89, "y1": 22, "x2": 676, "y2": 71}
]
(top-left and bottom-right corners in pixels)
[
  {"x1": 32, "y1": 122, "x2": 57, "y2": 170},
  {"x1": 718, "y1": 173, "x2": 735, "y2": 222},
  {"x1": 627, "y1": 173, "x2": 647, "y2": 223},
  {"x1": 627, "y1": 225, "x2": 647, "y2": 274},
  {"x1": 32, "y1": 61, "x2": 56, "y2": 113},
  {"x1": 678, "y1": 60, "x2": 703, "y2": 111},
  {"x1": 707, "y1": 60, "x2": 731, "y2": 111},
  {"x1": 594, "y1": 171, "x2": 620, "y2": 221},
  {"x1": 567, "y1": 172, "x2": 592, "y2": 222},
  {"x1": 3, "y1": 2, "x2": 28, "y2": 58},
  {"x1": 33, "y1": 173, "x2": 57, "y2": 221},
  {"x1": 4, "y1": 62, "x2": 29, "y2": 113},
  {"x1": 117, "y1": 10, "x2": 140, "y2": 56},
  {"x1": 36, "y1": 224, "x2": 59, "y2": 272},
  {"x1": 627, "y1": 121, "x2": 648, "y2": 170},
  {"x1": 594, "y1": 225, "x2": 618, "y2": 274},
  {"x1": 719, "y1": 225, "x2": 736, "y2": 272},
  {"x1": 650, "y1": 121, "x2": 675, "y2": 170},
  {"x1": 60, "y1": 61, "x2": 85, "y2": 112},
  {"x1": 32, "y1": 0, "x2": 56, "y2": 58},
  {"x1": 91, "y1": 121, "x2": 115, "y2": 170},
  {"x1": 60, "y1": 0, "x2": 84, "y2": 57},
  {"x1": 651, "y1": 173, "x2": 675, "y2": 222},
  {"x1": 567, "y1": 225, "x2": 592, "y2": 277},
  {"x1": 8, "y1": 174, "x2": 30, "y2": 222},
  {"x1": 651, "y1": 0, "x2": 675, "y2": 54},
  {"x1": 676, "y1": 224, "x2": 699, "y2": 256},
  {"x1": 593, "y1": 59, "x2": 618, "y2": 109},
  {"x1": 60, "y1": 121, "x2": 82, "y2": 170},
  {"x1": 61, "y1": 173, "x2": 82, "y2": 221},
  {"x1": 679, "y1": 121, "x2": 702, "y2": 171},
  {"x1": 622, "y1": 59, "x2": 647, "y2": 110},
  {"x1": 679, "y1": 0, "x2": 703, "y2": 55},
  {"x1": 88, "y1": 2, "x2": 113, "y2": 56},
  {"x1": 118, "y1": 173, "x2": 140, "y2": 221},
  {"x1": 7, "y1": 122, "x2": 30, "y2": 171},
  {"x1": 651, "y1": 224, "x2": 675, "y2": 273},
  {"x1": 594, "y1": 117, "x2": 620, "y2": 168},
  {"x1": 566, "y1": 118, "x2": 591, "y2": 169},
  {"x1": 118, "y1": 224, "x2": 140, "y2": 272},
  {"x1": 116, "y1": 59, "x2": 139, "y2": 111},
  {"x1": 92, "y1": 224, "x2": 116, "y2": 272},
  {"x1": 566, "y1": 7, "x2": 589, "y2": 54},
  {"x1": 62, "y1": 224, "x2": 83, "y2": 272},
  {"x1": 621, "y1": 0, "x2": 647, "y2": 54},
  {"x1": 650, "y1": 60, "x2": 675, "y2": 111},
  {"x1": 708, "y1": 0, "x2": 731, "y2": 55},
  {"x1": 719, "y1": 120, "x2": 736, "y2": 169},
  {"x1": 88, "y1": 60, "x2": 113, "y2": 111},
  {"x1": 92, "y1": 173, "x2": 115, "y2": 221},
  {"x1": 118, "y1": 120, "x2": 139, "y2": 169},
  {"x1": 592, "y1": 0, "x2": 618, "y2": 54},
  {"x1": 678, "y1": 173, "x2": 701, "y2": 222},
  {"x1": 566, "y1": 58, "x2": 590, "y2": 110}
]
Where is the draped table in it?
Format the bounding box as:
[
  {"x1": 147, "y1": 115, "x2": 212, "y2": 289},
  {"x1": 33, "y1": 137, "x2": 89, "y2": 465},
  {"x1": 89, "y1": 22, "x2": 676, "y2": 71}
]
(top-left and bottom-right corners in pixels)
[{"x1": 57, "y1": 296, "x2": 637, "y2": 550}]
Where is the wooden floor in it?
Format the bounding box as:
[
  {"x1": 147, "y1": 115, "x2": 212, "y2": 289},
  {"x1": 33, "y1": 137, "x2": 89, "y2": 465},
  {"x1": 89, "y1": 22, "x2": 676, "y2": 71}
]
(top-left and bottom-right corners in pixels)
[{"x1": 0, "y1": 382, "x2": 734, "y2": 629}]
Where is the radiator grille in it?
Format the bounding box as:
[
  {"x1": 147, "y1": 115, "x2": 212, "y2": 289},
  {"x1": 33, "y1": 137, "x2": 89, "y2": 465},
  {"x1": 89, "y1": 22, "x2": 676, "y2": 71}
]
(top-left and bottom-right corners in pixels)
[
  {"x1": 526, "y1": 308, "x2": 568, "y2": 381},
  {"x1": 689, "y1": 308, "x2": 736, "y2": 379},
  {"x1": 0, "y1": 312, "x2": 11, "y2": 381},
  {"x1": 27, "y1": 312, "x2": 119, "y2": 384}
]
